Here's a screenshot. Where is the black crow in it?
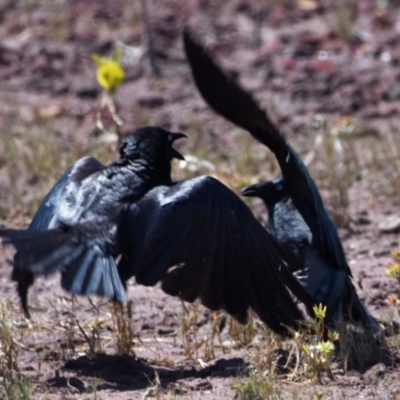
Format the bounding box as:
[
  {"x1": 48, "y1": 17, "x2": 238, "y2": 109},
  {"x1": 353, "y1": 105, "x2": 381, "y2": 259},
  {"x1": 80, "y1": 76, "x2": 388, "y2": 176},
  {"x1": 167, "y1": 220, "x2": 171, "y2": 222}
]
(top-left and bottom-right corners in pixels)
[
  {"x1": 183, "y1": 30, "x2": 379, "y2": 334},
  {"x1": 1, "y1": 126, "x2": 186, "y2": 316},
  {"x1": 241, "y1": 179, "x2": 378, "y2": 332},
  {"x1": 0, "y1": 126, "x2": 315, "y2": 336},
  {"x1": 243, "y1": 179, "x2": 314, "y2": 270}
]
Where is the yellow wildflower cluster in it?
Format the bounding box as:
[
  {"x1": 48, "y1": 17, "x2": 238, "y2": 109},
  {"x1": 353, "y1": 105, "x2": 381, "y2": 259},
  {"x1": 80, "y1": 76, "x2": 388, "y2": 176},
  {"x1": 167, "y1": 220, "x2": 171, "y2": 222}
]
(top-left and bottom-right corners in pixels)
[
  {"x1": 313, "y1": 303, "x2": 327, "y2": 320},
  {"x1": 386, "y1": 250, "x2": 400, "y2": 282},
  {"x1": 92, "y1": 49, "x2": 125, "y2": 91}
]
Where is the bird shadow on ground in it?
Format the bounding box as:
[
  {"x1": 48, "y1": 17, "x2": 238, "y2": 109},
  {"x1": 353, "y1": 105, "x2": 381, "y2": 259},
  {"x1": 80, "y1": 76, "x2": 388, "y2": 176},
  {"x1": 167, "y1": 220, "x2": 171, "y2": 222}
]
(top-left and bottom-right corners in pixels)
[{"x1": 47, "y1": 354, "x2": 248, "y2": 393}]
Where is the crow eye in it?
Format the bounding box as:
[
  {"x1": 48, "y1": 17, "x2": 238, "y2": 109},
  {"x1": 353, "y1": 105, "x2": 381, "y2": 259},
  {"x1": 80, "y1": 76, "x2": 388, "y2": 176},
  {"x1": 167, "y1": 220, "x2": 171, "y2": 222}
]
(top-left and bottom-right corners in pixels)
[
  {"x1": 168, "y1": 134, "x2": 173, "y2": 142},
  {"x1": 276, "y1": 184, "x2": 283, "y2": 190}
]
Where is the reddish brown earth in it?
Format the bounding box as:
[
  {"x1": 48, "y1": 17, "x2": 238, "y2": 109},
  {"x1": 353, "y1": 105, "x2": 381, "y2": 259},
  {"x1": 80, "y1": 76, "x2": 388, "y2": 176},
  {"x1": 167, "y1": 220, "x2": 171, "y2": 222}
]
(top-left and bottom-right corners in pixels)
[{"x1": 2, "y1": 1, "x2": 400, "y2": 399}]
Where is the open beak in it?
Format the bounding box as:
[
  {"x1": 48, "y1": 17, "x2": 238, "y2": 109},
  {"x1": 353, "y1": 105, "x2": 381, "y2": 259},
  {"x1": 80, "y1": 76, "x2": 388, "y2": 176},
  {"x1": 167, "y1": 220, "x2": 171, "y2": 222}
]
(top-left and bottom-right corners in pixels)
[
  {"x1": 241, "y1": 182, "x2": 273, "y2": 198},
  {"x1": 171, "y1": 132, "x2": 187, "y2": 160},
  {"x1": 241, "y1": 183, "x2": 263, "y2": 197}
]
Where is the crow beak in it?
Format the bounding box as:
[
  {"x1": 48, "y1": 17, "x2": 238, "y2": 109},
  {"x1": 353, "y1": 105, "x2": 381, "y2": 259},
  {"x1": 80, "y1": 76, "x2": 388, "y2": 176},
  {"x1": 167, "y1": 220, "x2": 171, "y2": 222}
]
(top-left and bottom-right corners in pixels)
[
  {"x1": 171, "y1": 132, "x2": 187, "y2": 160},
  {"x1": 171, "y1": 132, "x2": 188, "y2": 142},
  {"x1": 241, "y1": 183, "x2": 265, "y2": 197},
  {"x1": 172, "y1": 148, "x2": 185, "y2": 161}
]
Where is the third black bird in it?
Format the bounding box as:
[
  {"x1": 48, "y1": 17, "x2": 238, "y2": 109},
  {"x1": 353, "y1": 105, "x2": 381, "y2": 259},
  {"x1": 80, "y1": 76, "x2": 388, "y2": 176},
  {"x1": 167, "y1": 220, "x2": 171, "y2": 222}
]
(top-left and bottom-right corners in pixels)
[{"x1": 184, "y1": 29, "x2": 379, "y2": 335}]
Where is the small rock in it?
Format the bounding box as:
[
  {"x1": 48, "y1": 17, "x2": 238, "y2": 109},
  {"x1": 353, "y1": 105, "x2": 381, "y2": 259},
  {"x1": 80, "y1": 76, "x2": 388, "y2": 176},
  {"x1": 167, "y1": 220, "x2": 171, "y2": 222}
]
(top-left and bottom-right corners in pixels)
[
  {"x1": 76, "y1": 86, "x2": 99, "y2": 99},
  {"x1": 378, "y1": 215, "x2": 400, "y2": 233},
  {"x1": 38, "y1": 104, "x2": 63, "y2": 119},
  {"x1": 353, "y1": 215, "x2": 371, "y2": 225},
  {"x1": 370, "y1": 246, "x2": 391, "y2": 257},
  {"x1": 138, "y1": 95, "x2": 165, "y2": 108},
  {"x1": 157, "y1": 328, "x2": 175, "y2": 335},
  {"x1": 362, "y1": 363, "x2": 386, "y2": 384}
]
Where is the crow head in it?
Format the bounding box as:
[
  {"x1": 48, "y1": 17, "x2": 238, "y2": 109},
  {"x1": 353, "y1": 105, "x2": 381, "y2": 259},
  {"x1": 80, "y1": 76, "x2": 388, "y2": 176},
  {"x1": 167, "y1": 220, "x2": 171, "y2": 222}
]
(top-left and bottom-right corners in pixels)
[
  {"x1": 241, "y1": 178, "x2": 287, "y2": 206},
  {"x1": 120, "y1": 126, "x2": 187, "y2": 163}
]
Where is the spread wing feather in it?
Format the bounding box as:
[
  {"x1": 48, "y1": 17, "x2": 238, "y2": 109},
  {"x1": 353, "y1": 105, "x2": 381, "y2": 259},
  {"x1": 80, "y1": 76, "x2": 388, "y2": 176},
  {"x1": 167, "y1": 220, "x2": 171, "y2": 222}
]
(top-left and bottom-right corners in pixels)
[
  {"x1": 3, "y1": 156, "x2": 126, "y2": 316},
  {"x1": 118, "y1": 176, "x2": 316, "y2": 335}
]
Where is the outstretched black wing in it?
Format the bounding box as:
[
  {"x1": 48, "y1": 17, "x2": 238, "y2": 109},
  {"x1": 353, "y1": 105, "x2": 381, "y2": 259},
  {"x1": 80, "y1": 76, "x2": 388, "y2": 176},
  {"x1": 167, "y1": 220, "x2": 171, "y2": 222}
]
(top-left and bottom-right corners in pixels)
[
  {"x1": 3, "y1": 222, "x2": 126, "y2": 294},
  {"x1": 183, "y1": 30, "x2": 350, "y2": 276},
  {"x1": 29, "y1": 156, "x2": 105, "y2": 230},
  {"x1": 4, "y1": 156, "x2": 128, "y2": 316},
  {"x1": 117, "y1": 175, "x2": 315, "y2": 335}
]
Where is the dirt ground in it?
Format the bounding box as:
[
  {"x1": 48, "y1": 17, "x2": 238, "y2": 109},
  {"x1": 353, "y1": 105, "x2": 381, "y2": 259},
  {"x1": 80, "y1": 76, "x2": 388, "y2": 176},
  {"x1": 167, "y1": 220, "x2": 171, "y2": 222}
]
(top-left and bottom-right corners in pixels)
[{"x1": 2, "y1": 1, "x2": 400, "y2": 399}]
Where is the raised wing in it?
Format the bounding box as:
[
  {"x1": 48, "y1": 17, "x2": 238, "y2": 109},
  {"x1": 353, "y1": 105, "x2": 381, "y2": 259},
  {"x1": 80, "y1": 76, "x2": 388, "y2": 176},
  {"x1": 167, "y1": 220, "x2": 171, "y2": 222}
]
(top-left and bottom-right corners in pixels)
[
  {"x1": 9, "y1": 156, "x2": 107, "y2": 316},
  {"x1": 28, "y1": 157, "x2": 105, "y2": 230},
  {"x1": 183, "y1": 30, "x2": 350, "y2": 276},
  {"x1": 117, "y1": 175, "x2": 316, "y2": 335}
]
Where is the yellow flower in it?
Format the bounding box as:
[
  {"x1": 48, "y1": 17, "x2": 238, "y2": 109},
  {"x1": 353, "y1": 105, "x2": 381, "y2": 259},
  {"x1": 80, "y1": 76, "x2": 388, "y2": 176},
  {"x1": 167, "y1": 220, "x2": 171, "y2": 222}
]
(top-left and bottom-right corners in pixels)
[
  {"x1": 386, "y1": 262, "x2": 400, "y2": 282},
  {"x1": 327, "y1": 330, "x2": 339, "y2": 342},
  {"x1": 318, "y1": 340, "x2": 334, "y2": 356},
  {"x1": 313, "y1": 303, "x2": 327, "y2": 320},
  {"x1": 92, "y1": 50, "x2": 125, "y2": 90}
]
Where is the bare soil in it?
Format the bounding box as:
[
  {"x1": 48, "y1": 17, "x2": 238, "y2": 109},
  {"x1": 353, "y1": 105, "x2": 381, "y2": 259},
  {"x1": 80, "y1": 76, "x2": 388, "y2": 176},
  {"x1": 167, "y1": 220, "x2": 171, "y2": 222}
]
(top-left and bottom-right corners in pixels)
[{"x1": 2, "y1": 1, "x2": 400, "y2": 398}]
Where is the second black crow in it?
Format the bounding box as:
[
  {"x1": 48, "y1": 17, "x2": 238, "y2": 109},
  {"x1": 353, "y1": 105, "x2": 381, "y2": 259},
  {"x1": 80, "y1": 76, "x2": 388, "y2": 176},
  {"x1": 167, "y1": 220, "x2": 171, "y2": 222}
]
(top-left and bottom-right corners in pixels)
[
  {"x1": 184, "y1": 29, "x2": 379, "y2": 335},
  {"x1": 242, "y1": 179, "x2": 378, "y2": 333}
]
